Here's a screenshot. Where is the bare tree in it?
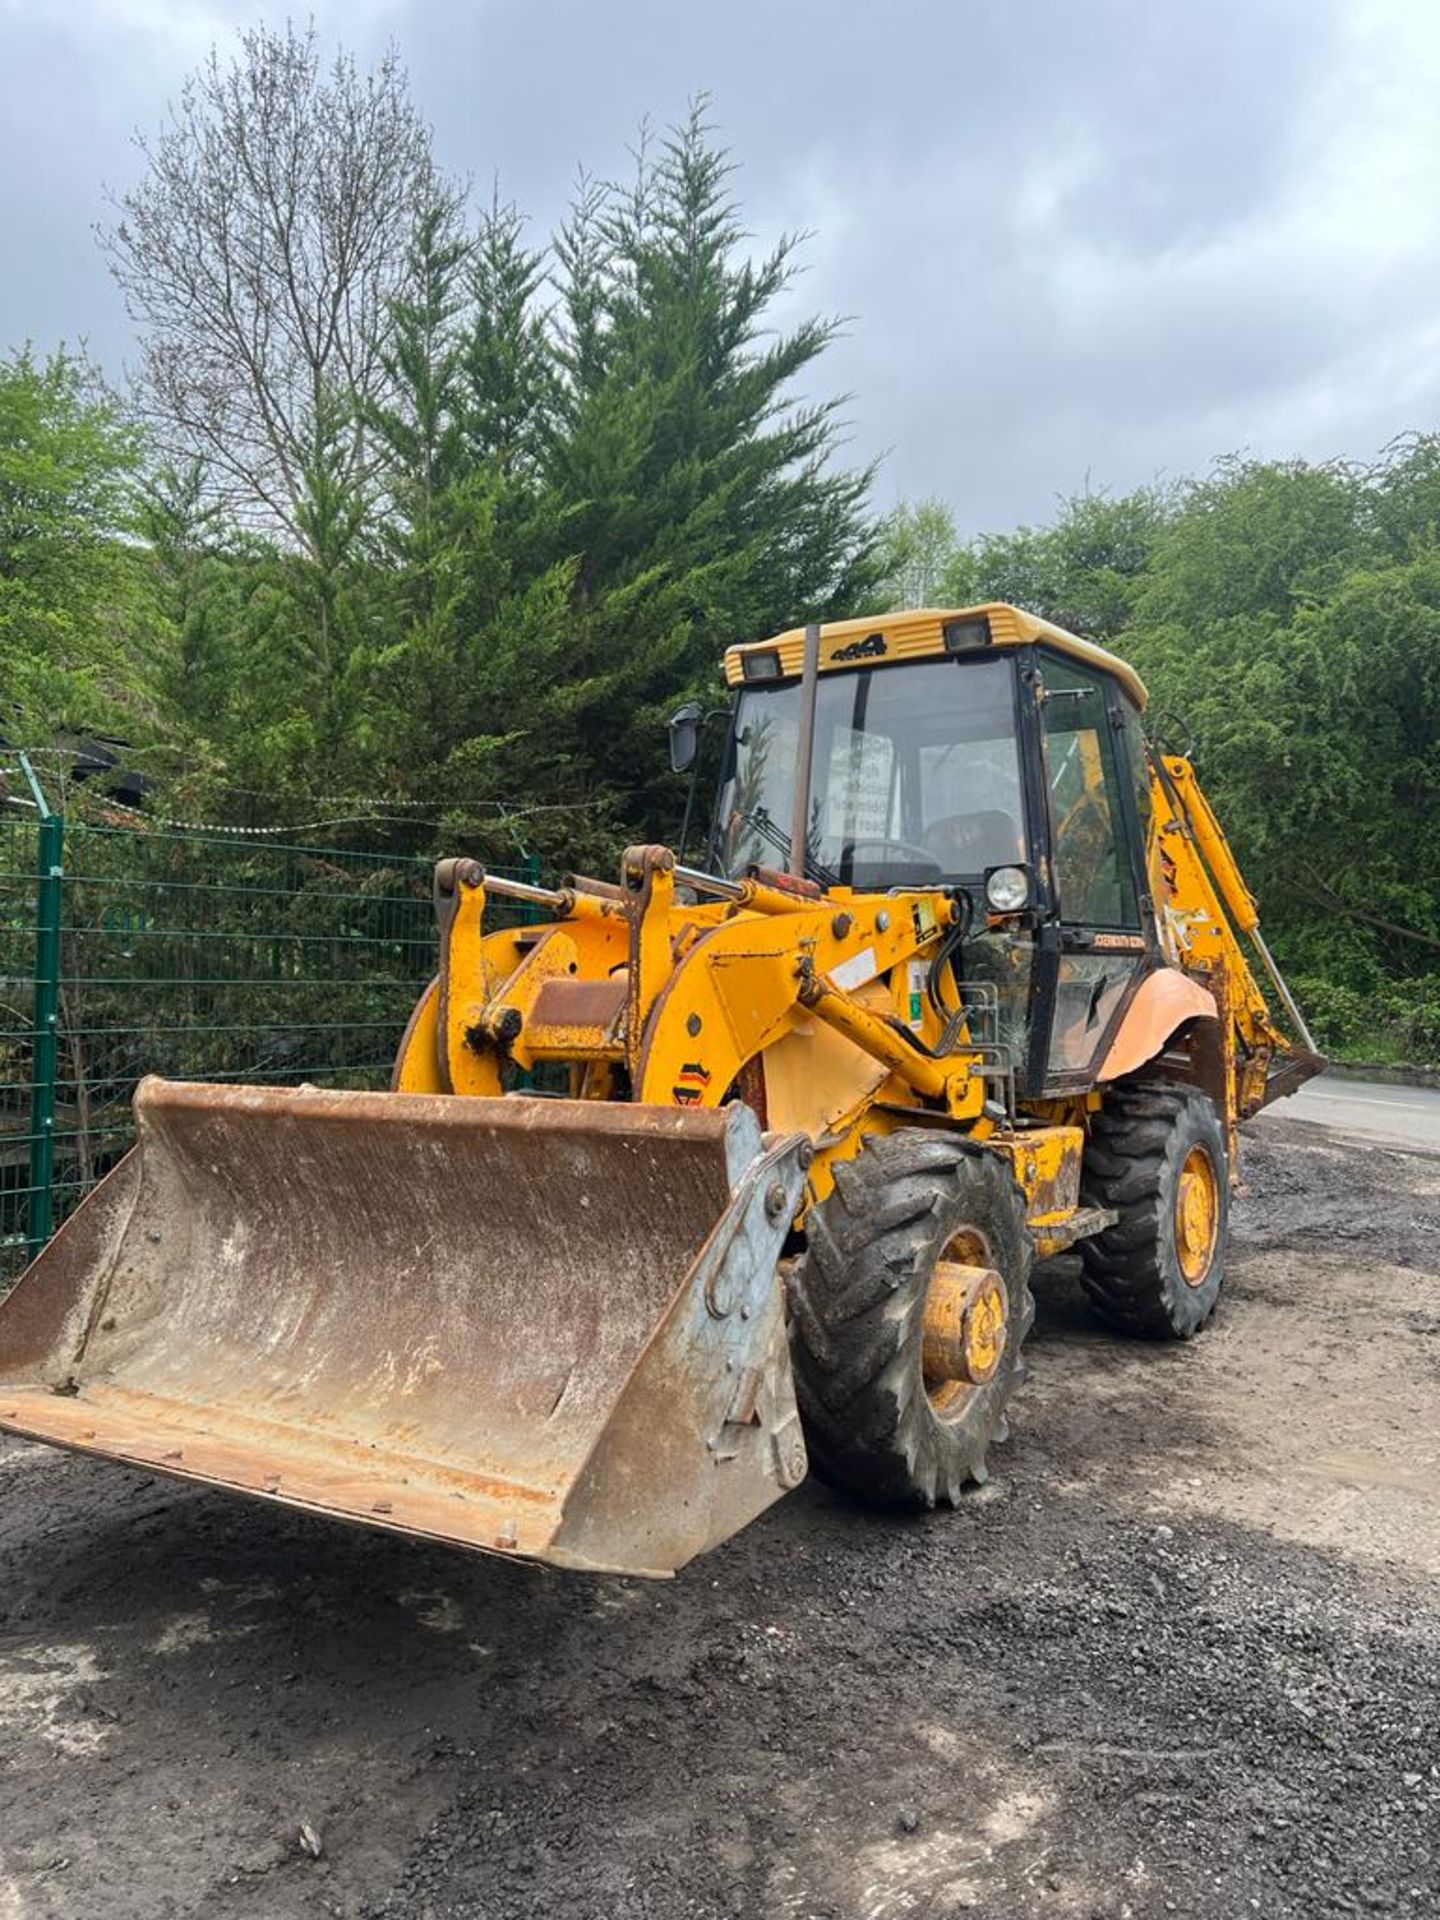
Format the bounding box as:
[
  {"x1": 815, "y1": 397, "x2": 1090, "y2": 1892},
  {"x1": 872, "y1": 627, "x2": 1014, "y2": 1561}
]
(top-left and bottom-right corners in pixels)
[{"x1": 103, "y1": 22, "x2": 449, "y2": 559}]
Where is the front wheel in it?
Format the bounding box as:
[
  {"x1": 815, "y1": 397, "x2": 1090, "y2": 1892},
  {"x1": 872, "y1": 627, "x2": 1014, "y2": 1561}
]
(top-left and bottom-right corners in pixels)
[
  {"x1": 788, "y1": 1134, "x2": 1034, "y2": 1509},
  {"x1": 1079, "y1": 1080, "x2": 1228, "y2": 1338}
]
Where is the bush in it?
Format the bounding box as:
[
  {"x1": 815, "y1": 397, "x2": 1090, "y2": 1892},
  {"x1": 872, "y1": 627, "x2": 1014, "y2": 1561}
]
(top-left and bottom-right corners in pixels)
[{"x1": 1291, "y1": 974, "x2": 1440, "y2": 1067}]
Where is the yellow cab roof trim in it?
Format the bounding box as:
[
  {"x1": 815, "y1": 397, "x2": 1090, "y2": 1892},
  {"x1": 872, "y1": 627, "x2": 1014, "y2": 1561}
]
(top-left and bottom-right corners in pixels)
[{"x1": 722, "y1": 603, "x2": 1148, "y2": 710}]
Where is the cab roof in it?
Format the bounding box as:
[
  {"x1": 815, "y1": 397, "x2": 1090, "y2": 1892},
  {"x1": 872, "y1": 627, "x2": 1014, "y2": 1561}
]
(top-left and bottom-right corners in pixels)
[{"x1": 722, "y1": 603, "x2": 1148, "y2": 710}]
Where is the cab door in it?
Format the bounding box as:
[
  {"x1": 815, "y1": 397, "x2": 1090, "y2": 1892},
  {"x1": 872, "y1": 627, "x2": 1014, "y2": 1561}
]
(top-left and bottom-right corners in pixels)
[{"x1": 1033, "y1": 651, "x2": 1154, "y2": 1090}]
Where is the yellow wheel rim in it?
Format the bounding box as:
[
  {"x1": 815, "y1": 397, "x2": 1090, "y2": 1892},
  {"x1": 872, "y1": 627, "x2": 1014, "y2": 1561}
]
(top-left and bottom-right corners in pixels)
[{"x1": 1175, "y1": 1143, "x2": 1220, "y2": 1287}]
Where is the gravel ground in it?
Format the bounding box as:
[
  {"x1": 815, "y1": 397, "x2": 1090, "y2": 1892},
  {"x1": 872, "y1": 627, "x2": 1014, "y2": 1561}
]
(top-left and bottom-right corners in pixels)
[{"x1": 1, "y1": 1113, "x2": 1437, "y2": 1920}]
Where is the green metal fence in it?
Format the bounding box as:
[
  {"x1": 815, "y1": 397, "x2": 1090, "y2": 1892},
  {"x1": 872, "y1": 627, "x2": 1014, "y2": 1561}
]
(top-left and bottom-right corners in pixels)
[{"x1": 0, "y1": 762, "x2": 535, "y2": 1287}]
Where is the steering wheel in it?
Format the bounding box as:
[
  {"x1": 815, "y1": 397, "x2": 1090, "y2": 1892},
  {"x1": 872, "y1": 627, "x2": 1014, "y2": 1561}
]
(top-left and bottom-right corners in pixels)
[{"x1": 841, "y1": 836, "x2": 944, "y2": 875}]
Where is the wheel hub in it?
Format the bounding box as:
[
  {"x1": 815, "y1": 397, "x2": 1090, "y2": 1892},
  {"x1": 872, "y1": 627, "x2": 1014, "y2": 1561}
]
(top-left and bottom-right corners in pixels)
[
  {"x1": 923, "y1": 1259, "x2": 1009, "y2": 1393},
  {"x1": 1175, "y1": 1143, "x2": 1220, "y2": 1286}
]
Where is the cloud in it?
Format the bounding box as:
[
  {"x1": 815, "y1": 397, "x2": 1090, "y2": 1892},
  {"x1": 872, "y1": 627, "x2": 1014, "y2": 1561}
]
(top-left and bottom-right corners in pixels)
[
  {"x1": 813, "y1": 0, "x2": 1440, "y2": 524},
  {"x1": 66, "y1": 0, "x2": 403, "y2": 53},
  {"x1": 3, "y1": 0, "x2": 1440, "y2": 528},
  {"x1": 84, "y1": 0, "x2": 238, "y2": 59}
]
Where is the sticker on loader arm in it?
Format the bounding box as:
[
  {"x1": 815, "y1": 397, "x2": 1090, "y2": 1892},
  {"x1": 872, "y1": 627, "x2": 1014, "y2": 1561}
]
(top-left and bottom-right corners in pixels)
[
  {"x1": 908, "y1": 958, "x2": 926, "y2": 1028},
  {"x1": 829, "y1": 947, "x2": 878, "y2": 993}
]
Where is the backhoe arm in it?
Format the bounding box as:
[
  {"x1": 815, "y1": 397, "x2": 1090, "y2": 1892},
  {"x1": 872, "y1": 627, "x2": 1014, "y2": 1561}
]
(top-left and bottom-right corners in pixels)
[{"x1": 1148, "y1": 752, "x2": 1324, "y2": 1121}]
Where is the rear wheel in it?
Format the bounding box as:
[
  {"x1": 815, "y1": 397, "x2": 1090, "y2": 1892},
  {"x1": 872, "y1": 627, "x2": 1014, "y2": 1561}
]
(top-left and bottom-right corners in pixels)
[
  {"x1": 1079, "y1": 1080, "x2": 1228, "y2": 1338},
  {"x1": 788, "y1": 1134, "x2": 1033, "y2": 1508}
]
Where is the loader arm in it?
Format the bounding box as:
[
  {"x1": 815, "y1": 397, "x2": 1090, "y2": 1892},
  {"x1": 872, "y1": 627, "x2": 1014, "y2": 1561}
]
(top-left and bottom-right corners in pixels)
[
  {"x1": 408, "y1": 849, "x2": 993, "y2": 1208},
  {"x1": 1147, "y1": 751, "x2": 1324, "y2": 1126}
]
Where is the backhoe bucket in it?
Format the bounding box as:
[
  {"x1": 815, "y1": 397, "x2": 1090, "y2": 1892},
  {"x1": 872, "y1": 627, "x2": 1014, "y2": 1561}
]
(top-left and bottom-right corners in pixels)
[{"x1": 0, "y1": 1082, "x2": 810, "y2": 1576}]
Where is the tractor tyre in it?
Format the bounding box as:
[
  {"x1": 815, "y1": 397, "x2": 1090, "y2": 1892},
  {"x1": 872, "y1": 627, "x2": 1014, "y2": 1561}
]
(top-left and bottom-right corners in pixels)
[
  {"x1": 788, "y1": 1134, "x2": 1034, "y2": 1509},
  {"x1": 1079, "y1": 1079, "x2": 1228, "y2": 1338}
]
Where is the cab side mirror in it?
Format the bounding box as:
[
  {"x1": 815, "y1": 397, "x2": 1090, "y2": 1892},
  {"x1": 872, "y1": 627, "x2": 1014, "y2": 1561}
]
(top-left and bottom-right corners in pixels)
[{"x1": 668, "y1": 702, "x2": 704, "y2": 774}]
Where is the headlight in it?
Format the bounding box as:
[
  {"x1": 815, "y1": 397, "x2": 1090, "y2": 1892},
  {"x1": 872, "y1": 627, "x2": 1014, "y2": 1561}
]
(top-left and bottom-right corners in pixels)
[{"x1": 985, "y1": 865, "x2": 1030, "y2": 913}]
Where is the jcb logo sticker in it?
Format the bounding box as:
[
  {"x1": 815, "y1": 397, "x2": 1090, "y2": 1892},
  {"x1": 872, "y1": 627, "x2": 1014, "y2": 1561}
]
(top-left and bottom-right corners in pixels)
[
  {"x1": 672, "y1": 1061, "x2": 712, "y2": 1105},
  {"x1": 831, "y1": 632, "x2": 887, "y2": 663}
]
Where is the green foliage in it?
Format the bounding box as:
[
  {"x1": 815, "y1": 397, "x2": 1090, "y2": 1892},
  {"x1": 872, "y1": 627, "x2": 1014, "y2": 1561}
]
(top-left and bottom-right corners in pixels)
[
  {"x1": 868, "y1": 452, "x2": 1440, "y2": 1054},
  {"x1": 464, "y1": 195, "x2": 554, "y2": 473},
  {"x1": 1368, "y1": 433, "x2": 1440, "y2": 556},
  {"x1": 0, "y1": 347, "x2": 149, "y2": 735},
  {"x1": 938, "y1": 485, "x2": 1173, "y2": 643},
  {"x1": 1116, "y1": 456, "x2": 1440, "y2": 999},
  {"x1": 82, "y1": 94, "x2": 876, "y2": 871},
  {"x1": 869, "y1": 498, "x2": 960, "y2": 609},
  {"x1": 531, "y1": 103, "x2": 878, "y2": 841},
  {"x1": 3, "y1": 49, "x2": 863, "y2": 866},
  {"x1": 1291, "y1": 975, "x2": 1440, "y2": 1066},
  {"x1": 220, "y1": 98, "x2": 879, "y2": 869},
  {"x1": 137, "y1": 468, "x2": 336, "y2": 806}
]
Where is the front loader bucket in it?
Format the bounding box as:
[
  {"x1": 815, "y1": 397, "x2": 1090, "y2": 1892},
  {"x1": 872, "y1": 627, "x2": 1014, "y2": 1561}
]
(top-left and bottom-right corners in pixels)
[{"x1": 0, "y1": 1082, "x2": 810, "y2": 1576}]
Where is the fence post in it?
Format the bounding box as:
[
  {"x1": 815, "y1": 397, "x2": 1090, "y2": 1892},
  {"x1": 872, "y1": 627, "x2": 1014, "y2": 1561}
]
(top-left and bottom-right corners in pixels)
[{"x1": 21, "y1": 756, "x2": 63, "y2": 1253}]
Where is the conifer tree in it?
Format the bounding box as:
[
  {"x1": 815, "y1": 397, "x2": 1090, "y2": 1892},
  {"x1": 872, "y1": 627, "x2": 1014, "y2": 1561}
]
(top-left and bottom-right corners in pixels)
[{"x1": 542, "y1": 101, "x2": 879, "y2": 823}]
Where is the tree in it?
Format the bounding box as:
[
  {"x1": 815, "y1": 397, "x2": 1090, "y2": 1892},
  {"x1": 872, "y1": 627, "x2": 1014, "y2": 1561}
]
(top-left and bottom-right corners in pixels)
[
  {"x1": 0, "y1": 346, "x2": 147, "y2": 736},
  {"x1": 463, "y1": 193, "x2": 555, "y2": 474},
  {"x1": 329, "y1": 188, "x2": 585, "y2": 861},
  {"x1": 539, "y1": 102, "x2": 879, "y2": 825},
  {"x1": 103, "y1": 22, "x2": 444, "y2": 555},
  {"x1": 369, "y1": 200, "x2": 472, "y2": 549},
  {"x1": 871, "y1": 497, "x2": 960, "y2": 608},
  {"x1": 352, "y1": 103, "x2": 881, "y2": 867},
  {"x1": 104, "y1": 25, "x2": 461, "y2": 791},
  {"x1": 1366, "y1": 432, "x2": 1440, "y2": 559},
  {"x1": 1114, "y1": 457, "x2": 1432, "y2": 993},
  {"x1": 937, "y1": 486, "x2": 1173, "y2": 642},
  {"x1": 136, "y1": 464, "x2": 346, "y2": 808},
  {"x1": 137, "y1": 460, "x2": 239, "y2": 735},
  {"x1": 1126, "y1": 457, "x2": 1362, "y2": 635},
  {"x1": 95, "y1": 88, "x2": 878, "y2": 867}
]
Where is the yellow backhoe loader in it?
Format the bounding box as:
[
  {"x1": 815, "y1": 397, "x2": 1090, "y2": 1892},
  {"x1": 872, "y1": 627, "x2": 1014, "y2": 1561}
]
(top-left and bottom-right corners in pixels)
[{"x1": 0, "y1": 605, "x2": 1321, "y2": 1575}]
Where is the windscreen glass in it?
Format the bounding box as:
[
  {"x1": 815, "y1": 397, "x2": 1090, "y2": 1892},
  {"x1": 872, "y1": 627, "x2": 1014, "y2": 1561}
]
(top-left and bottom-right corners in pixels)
[{"x1": 715, "y1": 656, "x2": 1026, "y2": 888}]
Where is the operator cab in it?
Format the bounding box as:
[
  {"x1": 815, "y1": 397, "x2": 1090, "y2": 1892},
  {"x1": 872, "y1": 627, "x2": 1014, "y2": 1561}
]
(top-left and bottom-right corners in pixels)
[{"x1": 706, "y1": 606, "x2": 1156, "y2": 1096}]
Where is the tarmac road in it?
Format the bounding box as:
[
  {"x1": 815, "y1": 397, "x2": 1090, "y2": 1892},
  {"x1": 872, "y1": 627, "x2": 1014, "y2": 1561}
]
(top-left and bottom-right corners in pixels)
[{"x1": 1257, "y1": 1071, "x2": 1440, "y2": 1153}]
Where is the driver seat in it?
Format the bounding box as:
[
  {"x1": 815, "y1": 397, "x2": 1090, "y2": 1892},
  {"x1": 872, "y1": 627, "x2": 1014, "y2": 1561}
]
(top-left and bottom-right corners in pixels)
[{"x1": 923, "y1": 810, "x2": 1024, "y2": 873}]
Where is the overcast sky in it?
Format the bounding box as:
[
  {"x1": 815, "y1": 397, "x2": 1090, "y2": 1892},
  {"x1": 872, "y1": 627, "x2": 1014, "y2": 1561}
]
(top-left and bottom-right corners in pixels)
[{"x1": 3, "y1": 0, "x2": 1439, "y2": 531}]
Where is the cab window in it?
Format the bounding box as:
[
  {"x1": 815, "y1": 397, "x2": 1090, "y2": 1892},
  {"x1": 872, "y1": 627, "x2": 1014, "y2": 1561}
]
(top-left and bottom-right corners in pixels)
[
  {"x1": 1040, "y1": 656, "x2": 1139, "y2": 929},
  {"x1": 716, "y1": 655, "x2": 1027, "y2": 889}
]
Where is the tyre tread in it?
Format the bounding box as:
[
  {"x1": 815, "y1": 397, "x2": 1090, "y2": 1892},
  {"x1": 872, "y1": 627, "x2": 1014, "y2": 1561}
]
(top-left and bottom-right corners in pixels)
[
  {"x1": 790, "y1": 1137, "x2": 1033, "y2": 1509},
  {"x1": 1078, "y1": 1078, "x2": 1227, "y2": 1339}
]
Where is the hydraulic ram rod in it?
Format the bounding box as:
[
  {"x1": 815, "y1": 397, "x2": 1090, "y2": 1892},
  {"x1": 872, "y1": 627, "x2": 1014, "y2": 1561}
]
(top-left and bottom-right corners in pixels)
[{"x1": 788, "y1": 622, "x2": 822, "y2": 883}]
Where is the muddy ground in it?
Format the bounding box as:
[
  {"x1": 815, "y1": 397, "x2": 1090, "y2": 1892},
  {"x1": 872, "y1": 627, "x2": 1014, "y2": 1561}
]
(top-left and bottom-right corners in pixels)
[{"x1": 1, "y1": 1113, "x2": 1437, "y2": 1920}]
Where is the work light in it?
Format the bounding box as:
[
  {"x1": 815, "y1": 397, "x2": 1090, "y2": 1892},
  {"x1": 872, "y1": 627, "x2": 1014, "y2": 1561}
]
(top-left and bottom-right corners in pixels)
[
  {"x1": 942, "y1": 615, "x2": 992, "y2": 652},
  {"x1": 740, "y1": 650, "x2": 783, "y2": 682},
  {"x1": 985, "y1": 865, "x2": 1031, "y2": 913}
]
